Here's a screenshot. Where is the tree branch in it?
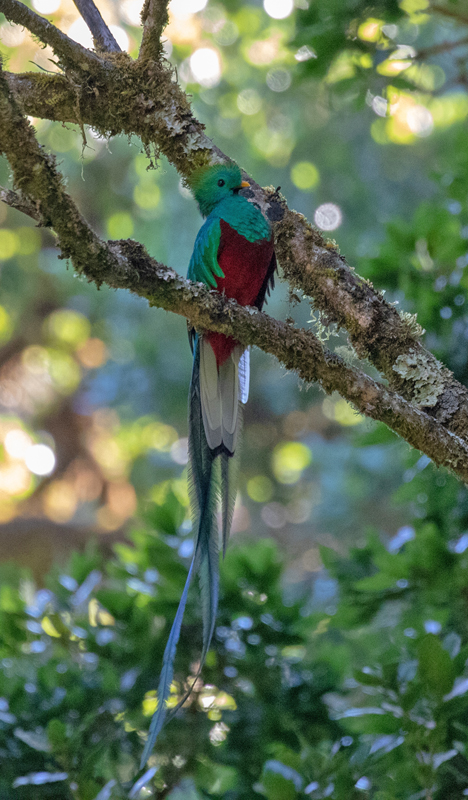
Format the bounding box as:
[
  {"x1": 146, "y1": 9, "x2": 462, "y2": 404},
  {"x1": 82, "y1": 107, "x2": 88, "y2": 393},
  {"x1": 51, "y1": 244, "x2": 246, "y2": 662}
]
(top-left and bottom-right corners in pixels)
[
  {"x1": 0, "y1": 66, "x2": 110, "y2": 270},
  {"x1": 72, "y1": 0, "x2": 121, "y2": 53},
  {"x1": 0, "y1": 0, "x2": 103, "y2": 70},
  {"x1": 6, "y1": 63, "x2": 467, "y2": 447},
  {"x1": 431, "y1": 4, "x2": 468, "y2": 27},
  {"x1": 2, "y1": 18, "x2": 468, "y2": 474},
  {"x1": 139, "y1": 0, "x2": 170, "y2": 62},
  {"x1": 0, "y1": 184, "x2": 42, "y2": 221},
  {"x1": 1, "y1": 64, "x2": 468, "y2": 483},
  {"x1": 417, "y1": 35, "x2": 468, "y2": 60}
]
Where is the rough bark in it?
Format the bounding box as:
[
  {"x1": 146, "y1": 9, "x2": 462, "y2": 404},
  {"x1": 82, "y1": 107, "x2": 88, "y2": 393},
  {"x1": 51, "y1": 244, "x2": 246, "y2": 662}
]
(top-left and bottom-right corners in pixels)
[
  {"x1": 72, "y1": 0, "x2": 121, "y2": 53},
  {"x1": 139, "y1": 0, "x2": 170, "y2": 62},
  {"x1": 0, "y1": 0, "x2": 468, "y2": 481}
]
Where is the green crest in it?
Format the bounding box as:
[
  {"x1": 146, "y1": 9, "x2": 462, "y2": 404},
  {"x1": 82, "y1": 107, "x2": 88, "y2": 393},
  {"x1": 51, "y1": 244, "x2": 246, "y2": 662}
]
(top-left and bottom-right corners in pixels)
[{"x1": 188, "y1": 163, "x2": 245, "y2": 217}]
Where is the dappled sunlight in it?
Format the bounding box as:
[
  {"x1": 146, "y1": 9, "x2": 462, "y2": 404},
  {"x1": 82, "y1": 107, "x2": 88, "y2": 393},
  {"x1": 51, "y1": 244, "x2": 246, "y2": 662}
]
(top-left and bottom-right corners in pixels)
[{"x1": 2, "y1": 0, "x2": 468, "y2": 793}]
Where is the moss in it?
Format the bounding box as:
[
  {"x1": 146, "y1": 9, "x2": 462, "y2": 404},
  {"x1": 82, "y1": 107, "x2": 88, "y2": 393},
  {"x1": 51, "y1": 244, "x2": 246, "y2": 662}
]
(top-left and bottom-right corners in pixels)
[{"x1": 3, "y1": 12, "x2": 468, "y2": 473}]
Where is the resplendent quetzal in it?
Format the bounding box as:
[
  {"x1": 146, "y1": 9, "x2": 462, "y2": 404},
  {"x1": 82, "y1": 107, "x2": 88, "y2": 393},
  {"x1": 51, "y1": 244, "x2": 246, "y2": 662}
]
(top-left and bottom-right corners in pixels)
[{"x1": 141, "y1": 163, "x2": 276, "y2": 763}]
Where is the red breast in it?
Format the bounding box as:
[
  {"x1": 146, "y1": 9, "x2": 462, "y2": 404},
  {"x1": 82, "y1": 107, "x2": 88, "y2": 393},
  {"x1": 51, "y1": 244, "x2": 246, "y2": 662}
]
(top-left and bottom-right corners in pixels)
[{"x1": 207, "y1": 220, "x2": 274, "y2": 366}]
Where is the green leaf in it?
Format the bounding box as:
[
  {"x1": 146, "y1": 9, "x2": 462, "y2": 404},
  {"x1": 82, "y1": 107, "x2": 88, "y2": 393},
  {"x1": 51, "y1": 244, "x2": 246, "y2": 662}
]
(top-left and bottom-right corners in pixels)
[
  {"x1": 354, "y1": 573, "x2": 398, "y2": 592},
  {"x1": 196, "y1": 759, "x2": 238, "y2": 796},
  {"x1": 260, "y1": 760, "x2": 302, "y2": 800},
  {"x1": 418, "y1": 634, "x2": 454, "y2": 697}
]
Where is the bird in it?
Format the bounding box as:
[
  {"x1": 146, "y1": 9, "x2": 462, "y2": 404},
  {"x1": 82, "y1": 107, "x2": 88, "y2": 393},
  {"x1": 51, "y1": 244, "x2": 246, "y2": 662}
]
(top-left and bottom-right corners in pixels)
[{"x1": 141, "y1": 163, "x2": 276, "y2": 765}]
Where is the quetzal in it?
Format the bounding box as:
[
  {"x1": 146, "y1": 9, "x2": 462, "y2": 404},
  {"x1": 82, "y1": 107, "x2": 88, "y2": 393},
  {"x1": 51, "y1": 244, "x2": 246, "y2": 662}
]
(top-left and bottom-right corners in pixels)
[{"x1": 141, "y1": 163, "x2": 276, "y2": 764}]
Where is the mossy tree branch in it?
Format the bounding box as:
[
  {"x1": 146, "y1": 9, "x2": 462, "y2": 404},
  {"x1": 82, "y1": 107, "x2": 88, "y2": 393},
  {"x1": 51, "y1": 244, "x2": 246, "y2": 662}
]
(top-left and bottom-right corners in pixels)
[
  {"x1": 1, "y1": 64, "x2": 468, "y2": 483},
  {"x1": 0, "y1": 184, "x2": 42, "y2": 221},
  {"x1": 0, "y1": 0, "x2": 103, "y2": 70},
  {"x1": 1, "y1": 3, "x2": 468, "y2": 479},
  {"x1": 3, "y1": 59, "x2": 467, "y2": 446},
  {"x1": 139, "y1": 0, "x2": 170, "y2": 62}
]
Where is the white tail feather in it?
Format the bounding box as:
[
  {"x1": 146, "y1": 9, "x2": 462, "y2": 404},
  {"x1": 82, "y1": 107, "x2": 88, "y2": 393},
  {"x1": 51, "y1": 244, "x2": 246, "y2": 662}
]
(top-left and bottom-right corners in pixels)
[
  {"x1": 200, "y1": 337, "x2": 245, "y2": 453},
  {"x1": 238, "y1": 347, "x2": 250, "y2": 404},
  {"x1": 220, "y1": 356, "x2": 238, "y2": 435}
]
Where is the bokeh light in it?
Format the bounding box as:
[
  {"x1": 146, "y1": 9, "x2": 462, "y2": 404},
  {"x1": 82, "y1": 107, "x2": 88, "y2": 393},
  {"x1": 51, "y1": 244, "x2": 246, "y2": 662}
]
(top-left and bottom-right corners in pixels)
[
  {"x1": 0, "y1": 230, "x2": 19, "y2": 261},
  {"x1": 170, "y1": 0, "x2": 208, "y2": 18},
  {"x1": 120, "y1": 0, "x2": 143, "y2": 27},
  {"x1": 4, "y1": 429, "x2": 32, "y2": 459},
  {"x1": 314, "y1": 203, "x2": 342, "y2": 231},
  {"x1": 0, "y1": 22, "x2": 26, "y2": 46},
  {"x1": 32, "y1": 0, "x2": 61, "y2": 13},
  {"x1": 190, "y1": 48, "x2": 222, "y2": 87},
  {"x1": 407, "y1": 105, "x2": 434, "y2": 137},
  {"x1": 357, "y1": 18, "x2": 383, "y2": 42},
  {"x1": 237, "y1": 89, "x2": 262, "y2": 116},
  {"x1": 248, "y1": 35, "x2": 280, "y2": 66},
  {"x1": 322, "y1": 397, "x2": 364, "y2": 426},
  {"x1": 263, "y1": 0, "x2": 294, "y2": 20},
  {"x1": 107, "y1": 212, "x2": 134, "y2": 239},
  {"x1": 291, "y1": 161, "x2": 320, "y2": 191},
  {"x1": 46, "y1": 310, "x2": 90, "y2": 347},
  {"x1": 67, "y1": 18, "x2": 93, "y2": 50},
  {"x1": 272, "y1": 442, "x2": 312, "y2": 484},
  {"x1": 76, "y1": 339, "x2": 108, "y2": 369},
  {"x1": 266, "y1": 68, "x2": 291, "y2": 93},
  {"x1": 109, "y1": 26, "x2": 129, "y2": 52},
  {"x1": 25, "y1": 444, "x2": 56, "y2": 476},
  {"x1": 247, "y1": 475, "x2": 274, "y2": 502}
]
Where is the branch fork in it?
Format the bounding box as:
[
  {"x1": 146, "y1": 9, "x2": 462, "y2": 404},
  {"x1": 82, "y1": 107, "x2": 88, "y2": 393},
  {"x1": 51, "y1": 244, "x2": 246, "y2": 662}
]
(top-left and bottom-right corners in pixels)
[{"x1": 0, "y1": 0, "x2": 468, "y2": 481}]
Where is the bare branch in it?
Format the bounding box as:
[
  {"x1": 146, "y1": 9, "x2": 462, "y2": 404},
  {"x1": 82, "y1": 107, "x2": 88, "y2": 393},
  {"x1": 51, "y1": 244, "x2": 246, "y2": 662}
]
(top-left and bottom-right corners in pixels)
[
  {"x1": 417, "y1": 35, "x2": 468, "y2": 60},
  {"x1": 431, "y1": 4, "x2": 468, "y2": 26},
  {"x1": 0, "y1": 0, "x2": 103, "y2": 70},
  {"x1": 0, "y1": 64, "x2": 468, "y2": 483},
  {"x1": 0, "y1": 184, "x2": 43, "y2": 221},
  {"x1": 139, "y1": 0, "x2": 170, "y2": 62},
  {"x1": 72, "y1": 0, "x2": 121, "y2": 53}
]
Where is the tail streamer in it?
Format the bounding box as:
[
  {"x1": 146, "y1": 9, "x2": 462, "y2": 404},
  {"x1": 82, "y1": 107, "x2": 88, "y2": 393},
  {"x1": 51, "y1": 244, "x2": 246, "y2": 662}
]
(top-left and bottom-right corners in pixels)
[{"x1": 142, "y1": 335, "x2": 245, "y2": 764}]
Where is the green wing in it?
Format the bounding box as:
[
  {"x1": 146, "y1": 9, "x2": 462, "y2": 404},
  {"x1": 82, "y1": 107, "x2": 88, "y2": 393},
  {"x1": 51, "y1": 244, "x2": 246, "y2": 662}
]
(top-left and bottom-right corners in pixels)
[{"x1": 187, "y1": 217, "x2": 224, "y2": 288}]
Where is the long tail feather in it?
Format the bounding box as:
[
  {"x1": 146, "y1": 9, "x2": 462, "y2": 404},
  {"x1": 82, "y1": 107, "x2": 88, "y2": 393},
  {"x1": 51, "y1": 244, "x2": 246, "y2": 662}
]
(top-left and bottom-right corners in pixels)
[
  {"x1": 142, "y1": 338, "x2": 221, "y2": 763},
  {"x1": 221, "y1": 438, "x2": 241, "y2": 557},
  {"x1": 142, "y1": 336, "x2": 248, "y2": 763},
  {"x1": 220, "y1": 346, "x2": 247, "y2": 555},
  {"x1": 140, "y1": 555, "x2": 196, "y2": 767},
  {"x1": 190, "y1": 337, "x2": 220, "y2": 669}
]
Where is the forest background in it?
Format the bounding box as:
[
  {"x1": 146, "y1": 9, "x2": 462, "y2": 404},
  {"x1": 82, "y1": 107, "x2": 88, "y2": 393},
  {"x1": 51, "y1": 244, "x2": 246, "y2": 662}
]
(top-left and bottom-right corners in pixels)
[{"x1": 1, "y1": 0, "x2": 468, "y2": 797}]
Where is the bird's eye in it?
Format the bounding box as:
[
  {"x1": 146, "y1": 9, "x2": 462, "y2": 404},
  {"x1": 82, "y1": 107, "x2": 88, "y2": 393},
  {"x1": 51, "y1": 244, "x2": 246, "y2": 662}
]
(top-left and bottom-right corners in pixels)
[{"x1": 217, "y1": 179, "x2": 225, "y2": 187}]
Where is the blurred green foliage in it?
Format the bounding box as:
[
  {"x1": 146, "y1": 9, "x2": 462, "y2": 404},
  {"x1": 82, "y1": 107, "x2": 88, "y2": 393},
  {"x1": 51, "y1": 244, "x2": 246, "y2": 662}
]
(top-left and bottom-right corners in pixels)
[
  {"x1": 1, "y1": 0, "x2": 468, "y2": 796},
  {"x1": 2, "y1": 483, "x2": 468, "y2": 798}
]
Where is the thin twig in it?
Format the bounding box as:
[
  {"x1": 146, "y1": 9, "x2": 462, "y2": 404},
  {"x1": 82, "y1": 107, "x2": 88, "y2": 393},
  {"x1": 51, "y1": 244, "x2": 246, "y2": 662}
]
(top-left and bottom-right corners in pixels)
[
  {"x1": 431, "y1": 4, "x2": 468, "y2": 26},
  {"x1": 1, "y1": 66, "x2": 468, "y2": 483},
  {"x1": 417, "y1": 35, "x2": 468, "y2": 60},
  {"x1": 72, "y1": 0, "x2": 121, "y2": 53},
  {"x1": 0, "y1": 0, "x2": 103, "y2": 71},
  {"x1": 0, "y1": 185, "x2": 43, "y2": 221},
  {"x1": 139, "y1": 0, "x2": 170, "y2": 62}
]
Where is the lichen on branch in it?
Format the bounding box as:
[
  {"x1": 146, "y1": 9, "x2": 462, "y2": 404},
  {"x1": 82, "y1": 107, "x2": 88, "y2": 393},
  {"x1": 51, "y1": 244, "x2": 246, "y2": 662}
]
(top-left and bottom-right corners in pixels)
[{"x1": 1, "y1": 2, "x2": 468, "y2": 481}]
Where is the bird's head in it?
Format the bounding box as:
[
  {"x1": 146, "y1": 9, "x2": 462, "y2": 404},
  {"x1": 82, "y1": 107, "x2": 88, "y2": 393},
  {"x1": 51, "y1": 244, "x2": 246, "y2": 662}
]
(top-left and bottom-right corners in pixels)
[{"x1": 188, "y1": 164, "x2": 250, "y2": 217}]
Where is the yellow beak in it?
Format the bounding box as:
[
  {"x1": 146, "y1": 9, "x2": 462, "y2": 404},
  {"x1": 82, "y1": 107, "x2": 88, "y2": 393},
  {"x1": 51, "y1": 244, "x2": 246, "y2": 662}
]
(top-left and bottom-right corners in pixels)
[{"x1": 240, "y1": 180, "x2": 250, "y2": 188}]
